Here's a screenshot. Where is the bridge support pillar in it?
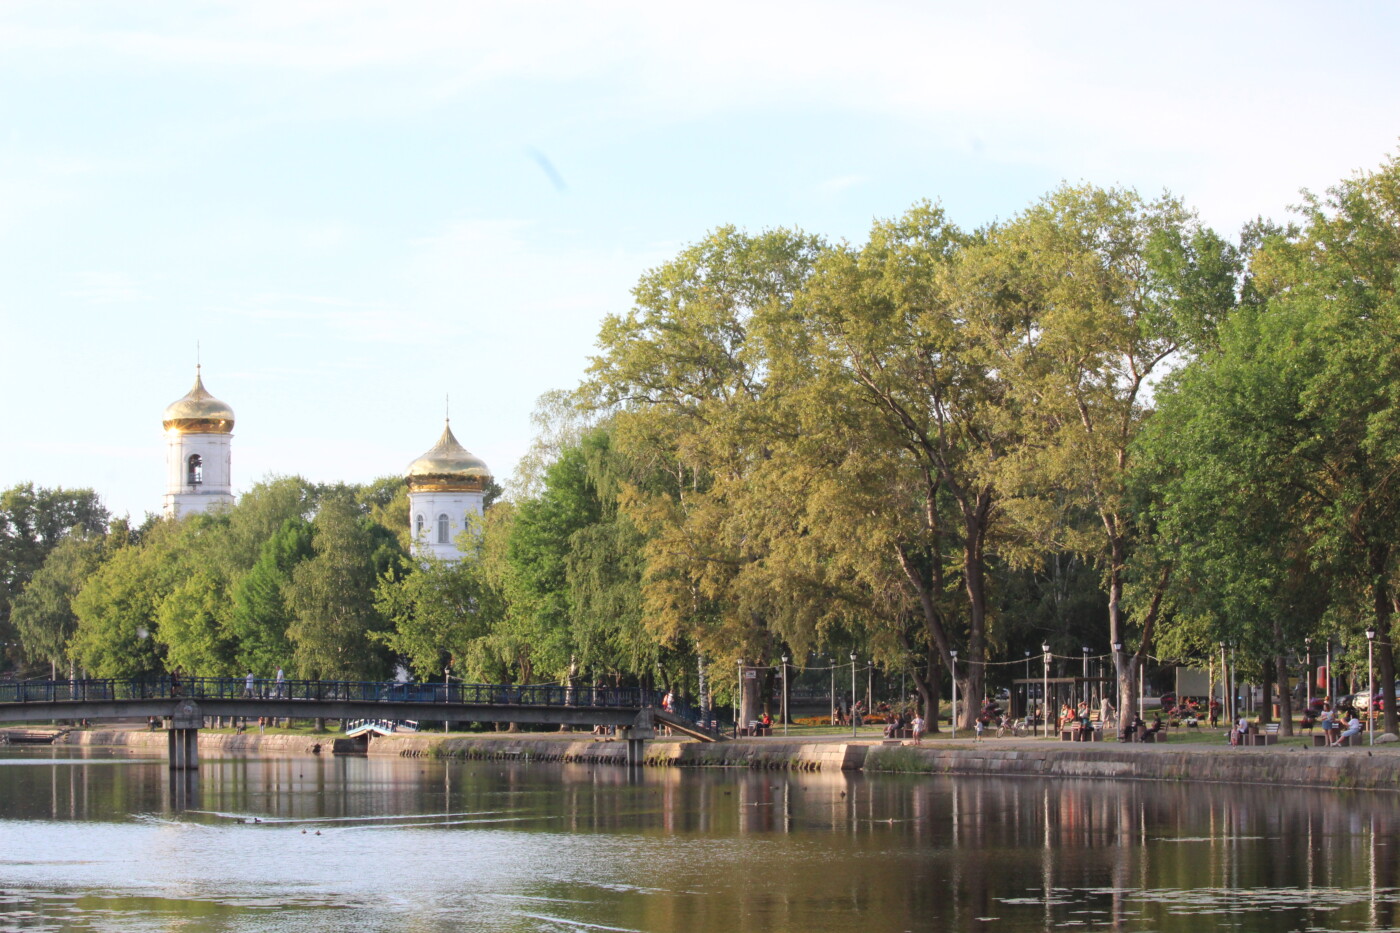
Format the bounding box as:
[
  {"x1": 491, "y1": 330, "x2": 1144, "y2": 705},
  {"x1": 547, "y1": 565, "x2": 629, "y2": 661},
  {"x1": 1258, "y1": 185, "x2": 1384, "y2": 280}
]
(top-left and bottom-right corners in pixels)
[
  {"x1": 168, "y1": 727, "x2": 199, "y2": 770},
  {"x1": 623, "y1": 708, "x2": 656, "y2": 768},
  {"x1": 168, "y1": 698, "x2": 202, "y2": 771}
]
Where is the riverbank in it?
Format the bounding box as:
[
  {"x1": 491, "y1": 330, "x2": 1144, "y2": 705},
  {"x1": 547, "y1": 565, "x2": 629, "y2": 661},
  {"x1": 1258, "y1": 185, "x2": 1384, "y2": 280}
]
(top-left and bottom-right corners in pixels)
[{"x1": 49, "y1": 729, "x2": 1400, "y2": 792}]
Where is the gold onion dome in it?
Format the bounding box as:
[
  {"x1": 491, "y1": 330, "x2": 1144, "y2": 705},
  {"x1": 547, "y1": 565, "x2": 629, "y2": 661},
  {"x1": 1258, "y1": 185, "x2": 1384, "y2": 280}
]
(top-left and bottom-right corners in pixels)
[
  {"x1": 407, "y1": 421, "x2": 491, "y2": 492},
  {"x1": 163, "y1": 367, "x2": 235, "y2": 434}
]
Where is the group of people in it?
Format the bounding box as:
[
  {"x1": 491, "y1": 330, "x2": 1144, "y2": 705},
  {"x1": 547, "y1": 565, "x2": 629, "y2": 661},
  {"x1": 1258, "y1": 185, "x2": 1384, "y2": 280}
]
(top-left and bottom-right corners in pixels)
[
  {"x1": 1307, "y1": 700, "x2": 1365, "y2": 746},
  {"x1": 241, "y1": 667, "x2": 287, "y2": 698},
  {"x1": 882, "y1": 709, "x2": 925, "y2": 744}
]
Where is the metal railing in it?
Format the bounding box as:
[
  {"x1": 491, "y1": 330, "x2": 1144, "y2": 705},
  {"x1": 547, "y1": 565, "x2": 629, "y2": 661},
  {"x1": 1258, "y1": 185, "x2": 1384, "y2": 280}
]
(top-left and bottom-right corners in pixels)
[{"x1": 0, "y1": 677, "x2": 660, "y2": 710}]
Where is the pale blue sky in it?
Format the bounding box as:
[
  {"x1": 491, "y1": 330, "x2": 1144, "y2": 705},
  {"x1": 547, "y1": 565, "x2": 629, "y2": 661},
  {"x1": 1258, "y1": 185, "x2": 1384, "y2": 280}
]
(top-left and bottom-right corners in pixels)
[{"x1": 3, "y1": 2, "x2": 1398, "y2": 519}]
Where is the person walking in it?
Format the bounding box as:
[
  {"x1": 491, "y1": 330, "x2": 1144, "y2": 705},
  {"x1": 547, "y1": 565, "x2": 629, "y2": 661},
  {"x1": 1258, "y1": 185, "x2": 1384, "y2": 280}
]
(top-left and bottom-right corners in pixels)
[
  {"x1": 911, "y1": 713, "x2": 924, "y2": 745},
  {"x1": 244, "y1": 670, "x2": 256, "y2": 698},
  {"x1": 275, "y1": 667, "x2": 285, "y2": 698}
]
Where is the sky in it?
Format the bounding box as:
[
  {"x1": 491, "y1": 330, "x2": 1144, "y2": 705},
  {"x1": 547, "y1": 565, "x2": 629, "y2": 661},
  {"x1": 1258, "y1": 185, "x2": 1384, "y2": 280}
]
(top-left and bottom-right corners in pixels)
[{"x1": 2, "y1": 2, "x2": 1398, "y2": 521}]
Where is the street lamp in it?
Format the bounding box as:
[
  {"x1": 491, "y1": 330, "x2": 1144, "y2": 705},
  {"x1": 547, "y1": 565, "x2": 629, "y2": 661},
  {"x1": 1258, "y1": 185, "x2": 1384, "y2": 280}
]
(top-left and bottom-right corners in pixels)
[
  {"x1": 1024, "y1": 650, "x2": 1031, "y2": 716},
  {"x1": 781, "y1": 655, "x2": 789, "y2": 738},
  {"x1": 1366, "y1": 627, "x2": 1377, "y2": 746},
  {"x1": 736, "y1": 659, "x2": 743, "y2": 736},
  {"x1": 1041, "y1": 642, "x2": 1051, "y2": 739},
  {"x1": 1082, "y1": 646, "x2": 1090, "y2": 708},
  {"x1": 1113, "y1": 642, "x2": 1124, "y2": 737},
  {"x1": 850, "y1": 652, "x2": 858, "y2": 738},
  {"x1": 1219, "y1": 642, "x2": 1228, "y2": 722},
  {"x1": 867, "y1": 660, "x2": 873, "y2": 714},
  {"x1": 1304, "y1": 636, "x2": 1312, "y2": 712},
  {"x1": 829, "y1": 656, "x2": 835, "y2": 726},
  {"x1": 950, "y1": 650, "x2": 958, "y2": 740}
]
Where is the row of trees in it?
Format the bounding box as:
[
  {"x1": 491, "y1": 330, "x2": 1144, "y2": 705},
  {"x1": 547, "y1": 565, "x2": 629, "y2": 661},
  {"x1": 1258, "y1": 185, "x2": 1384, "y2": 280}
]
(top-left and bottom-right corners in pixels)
[{"x1": 4, "y1": 154, "x2": 1398, "y2": 734}]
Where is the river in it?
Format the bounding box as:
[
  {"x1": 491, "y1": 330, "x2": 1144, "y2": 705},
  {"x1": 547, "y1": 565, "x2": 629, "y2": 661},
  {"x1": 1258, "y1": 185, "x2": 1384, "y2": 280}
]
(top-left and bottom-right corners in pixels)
[{"x1": 1, "y1": 746, "x2": 1396, "y2": 932}]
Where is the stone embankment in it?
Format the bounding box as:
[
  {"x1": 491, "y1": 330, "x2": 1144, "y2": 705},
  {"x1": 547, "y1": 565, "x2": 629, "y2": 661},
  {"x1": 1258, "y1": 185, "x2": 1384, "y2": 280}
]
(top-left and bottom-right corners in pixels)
[
  {"x1": 60, "y1": 729, "x2": 330, "y2": 755},
  {"x1": 51, "y1": 730, "x2": 1400, "y2": 792}
]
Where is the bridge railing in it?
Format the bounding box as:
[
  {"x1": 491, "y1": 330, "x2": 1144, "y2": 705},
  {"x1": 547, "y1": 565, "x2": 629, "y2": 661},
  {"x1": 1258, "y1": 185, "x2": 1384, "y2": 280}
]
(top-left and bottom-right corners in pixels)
[{"x1": 0, "y1": 677, "x2": 663, "y2": 711}]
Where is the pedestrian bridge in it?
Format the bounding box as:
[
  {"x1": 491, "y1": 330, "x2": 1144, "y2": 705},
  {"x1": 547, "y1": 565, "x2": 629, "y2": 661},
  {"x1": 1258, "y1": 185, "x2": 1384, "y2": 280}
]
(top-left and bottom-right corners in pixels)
[{"x1": 0, "y1": 676, "x2": 727, "y2": 767}]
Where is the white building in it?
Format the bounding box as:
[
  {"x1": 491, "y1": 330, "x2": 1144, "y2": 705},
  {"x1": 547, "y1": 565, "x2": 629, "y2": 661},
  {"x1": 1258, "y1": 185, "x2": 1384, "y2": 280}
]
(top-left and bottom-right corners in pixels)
[
  {"x1": 406, "y1": 420, "x2": 492, "y2": 562},
  {"x1": 162, "y1": 366, "x2": 235, "y2": 519}
]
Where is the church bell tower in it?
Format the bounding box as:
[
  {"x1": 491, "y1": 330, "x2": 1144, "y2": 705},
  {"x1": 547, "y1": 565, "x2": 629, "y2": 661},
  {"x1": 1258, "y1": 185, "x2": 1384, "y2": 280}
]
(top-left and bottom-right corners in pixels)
[{"x1": 162, "y1": 366, "x2": 235, "y2": 518}]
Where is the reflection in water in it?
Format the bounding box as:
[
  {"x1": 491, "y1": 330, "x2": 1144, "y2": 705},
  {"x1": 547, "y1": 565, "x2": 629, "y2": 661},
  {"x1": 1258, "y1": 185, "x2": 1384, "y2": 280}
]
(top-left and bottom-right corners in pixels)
[{"x1": 0, "y1": 747, "x2": 1396, "y2": 931}]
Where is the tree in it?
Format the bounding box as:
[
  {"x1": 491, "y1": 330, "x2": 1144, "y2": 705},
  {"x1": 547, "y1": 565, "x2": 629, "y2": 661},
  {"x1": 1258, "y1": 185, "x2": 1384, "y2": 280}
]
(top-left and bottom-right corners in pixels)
[
  {"x1": 0, "y1": 484, "x2": 108, "y2": 669},
  {"x1": 285, "y1": 492, "x2": 404, "y2": 679},
  {"x1": 1146, "y1": 154, "x2": 1400, "y2": 733},
  {"x1": 583, "y1": 226, "x2": 826, "y2": 722},
  {"x1": 375, "y1": 536, "x2": 503, "y2": 681},
  {"x1": 783, "y1": 202, "x2": 1008, "y2": 727},
  {"x1": 955, "y1": 185, "x2": 1238, "y2": 728},
  {"x1": 69, "y1": 526, "x2": 177, "y2": 677},
  {"x1": 10, "y1": 530, "x2": 109, "y2": 675},
  {"x1": 227, "y1": 516, "x2": 313, "y2": 676}
]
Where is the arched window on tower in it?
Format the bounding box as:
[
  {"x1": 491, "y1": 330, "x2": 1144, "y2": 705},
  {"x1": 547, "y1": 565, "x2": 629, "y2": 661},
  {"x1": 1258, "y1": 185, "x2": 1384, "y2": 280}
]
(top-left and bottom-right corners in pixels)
[
  {"x1": 187, "y1": 454, "x2": 203, "y2": 486},
  {"x1": 437, "y1": 514, "x2": 450, "y2": 544},
  {"x1": 415, "y1": 514, "x2": 424, "y2": 535}
]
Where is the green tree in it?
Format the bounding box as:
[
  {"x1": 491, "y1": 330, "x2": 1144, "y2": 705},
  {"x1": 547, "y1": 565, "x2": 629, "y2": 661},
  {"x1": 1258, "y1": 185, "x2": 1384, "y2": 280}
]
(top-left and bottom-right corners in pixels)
[
  {"x1": 956, "y1": 185, "x2": 1238, "y2": 727},
  {"x1": 285, "y1": 492, "x2": 404, "y2": 679},
  {"x1": 583, "y1": 226, "x2": 825, "y2": 721},
  {"x1": 375, "y1": 534, "x2": 503, "y2": 681},
  {"x1": 69, "y1": 525, "x2": 178, "y2": 677},
  {"x1": 227, "y1": 516, "x2": 313, "y2": 676},
  {"x1": 10, "y1": 529, "x2": 109, "y2": 675},
  {"x1": 1145, "y1": 154, "x2": 1400, "y2": 732},
  {"x1": 0, "y1": 484, "x2": 108, "y2": 670}
]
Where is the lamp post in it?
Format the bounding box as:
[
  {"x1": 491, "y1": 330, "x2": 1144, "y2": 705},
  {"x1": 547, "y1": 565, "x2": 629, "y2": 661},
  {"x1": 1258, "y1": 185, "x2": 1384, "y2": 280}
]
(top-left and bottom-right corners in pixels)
[
  {"x1": 698, "y1": 655, "x2": 708, "y2": 729},
  {"x1": 781, "y1": 655, "x2": 789, "y2": 738},
  {"x1": 1082, "y1": 646, "x2": 1090, "y2": 708},
  {"x1": 867, "y1": 660, "x2": 874, "y2": 714},
  {"x1": 850, "y1": 652, "x2": 858, "y2": 738},
  {"x1": 950, "y1": 650, "x2": 958, "y2": 740},
  {"x1": 1113, "y1": 641, "x2": 1124, "y2": 737},
  {"x1": 829, "y1": 656, "x2": 835, "y2": 726},
  {"x1": 1219, "y1": 642, "x2": 1228, "y2": 722},
  {"x1": 1041, "y1": 642, "x2": 1051, "y2": 739},
  {"x1": 1367, "y1": 627, "x2": 1377, "y2": 746},
  {"x1": 1024, "y1": 650, "x2": 1031, "y2": 717},
  {"x1": 1304, "y1": 636, "x2": 1312, "y2": 712},
  {"x1": 736, "y1": 658, "x2": 743, "y2": 735}
]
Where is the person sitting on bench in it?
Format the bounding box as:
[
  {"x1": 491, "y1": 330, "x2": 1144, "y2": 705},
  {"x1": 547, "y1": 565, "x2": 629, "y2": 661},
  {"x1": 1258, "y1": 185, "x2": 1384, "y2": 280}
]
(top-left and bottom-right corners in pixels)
[{"x1": 1332, "y1": 713, "x2": 1363, "y2": 747}]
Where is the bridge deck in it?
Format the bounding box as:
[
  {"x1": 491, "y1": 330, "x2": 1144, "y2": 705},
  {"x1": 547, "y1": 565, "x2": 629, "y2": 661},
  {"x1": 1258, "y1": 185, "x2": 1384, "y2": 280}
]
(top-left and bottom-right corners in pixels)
[{"x1": 0, "y1": 677, "x2": 722, "y2": 737}]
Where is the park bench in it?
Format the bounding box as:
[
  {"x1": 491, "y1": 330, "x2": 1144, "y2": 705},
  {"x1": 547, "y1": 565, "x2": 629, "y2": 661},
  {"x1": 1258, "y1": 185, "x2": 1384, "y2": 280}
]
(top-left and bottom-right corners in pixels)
[
  {"x1": 1250, "y1": 723, "x2": 1280, "y2": 746},
  {"x1": 1312, "y1": 731, "x2": 1362, "y2": 747}
]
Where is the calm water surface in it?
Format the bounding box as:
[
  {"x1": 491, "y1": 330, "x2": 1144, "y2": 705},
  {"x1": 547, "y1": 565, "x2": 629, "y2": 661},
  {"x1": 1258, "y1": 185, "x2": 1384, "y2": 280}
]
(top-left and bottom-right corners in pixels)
[{"x1": 1, "y1": 745, "x2": 1398, "y2": 932}]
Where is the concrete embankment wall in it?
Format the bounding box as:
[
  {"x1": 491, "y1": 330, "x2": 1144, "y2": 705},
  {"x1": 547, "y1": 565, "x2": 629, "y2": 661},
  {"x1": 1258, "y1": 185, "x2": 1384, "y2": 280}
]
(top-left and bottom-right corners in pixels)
[
  {"x1": 859, "y1": 744, "x2": 1400, "y2": 792},
  {"x1": 52, "y1": 730, "x2": 1400, "y2": 792},
  {"x1": 60, "y1": 730, "x2": 331, "y2": 755},
  {"x1": 375, "y1": 736, "x2": 1400, "y2": 791},
  {"x1": 383, "y1": 735, "x2": 869, "y2": 771}
]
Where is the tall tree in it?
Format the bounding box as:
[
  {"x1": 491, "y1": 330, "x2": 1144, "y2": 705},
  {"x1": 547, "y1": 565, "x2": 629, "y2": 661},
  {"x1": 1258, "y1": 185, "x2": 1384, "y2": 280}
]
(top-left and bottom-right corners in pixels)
[
  {"x1": 0, "y1": 484, "x2": 108, "y2": 669},
  {"x1": 227, "y1": 516, "x2": 313, "y2": 677},
  {"x1": 583, "y1": 226, "x2": 825, "y2": 721},
  {"x1": 1147, "y1": 154, "x2": 1400, "y2": 732},
  {"x1": 285, "y1": 492, "x2": 403, "y2": 679},
  {"x1": 956, "y1": 185, "x2": 1237, "y2": 727},
  {"x1": 10, "y1": 530, "x2": 109, "y2": 675}
]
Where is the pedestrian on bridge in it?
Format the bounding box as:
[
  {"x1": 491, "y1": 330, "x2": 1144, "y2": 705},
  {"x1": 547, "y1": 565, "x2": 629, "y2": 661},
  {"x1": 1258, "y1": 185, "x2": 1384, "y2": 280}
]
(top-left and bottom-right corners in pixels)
[
  {"x1": 275, "y1": 667, "x2": 285, "y2": 698},
  {"x1": 244, "y1": 670, "x2": 255, "y2": 698}
]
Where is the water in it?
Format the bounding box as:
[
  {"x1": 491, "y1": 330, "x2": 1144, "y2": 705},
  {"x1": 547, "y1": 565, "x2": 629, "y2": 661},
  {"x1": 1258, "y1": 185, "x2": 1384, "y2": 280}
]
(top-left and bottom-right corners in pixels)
[{"x1": 1, "y1": 746, "x2": 1398, "y2": 931}]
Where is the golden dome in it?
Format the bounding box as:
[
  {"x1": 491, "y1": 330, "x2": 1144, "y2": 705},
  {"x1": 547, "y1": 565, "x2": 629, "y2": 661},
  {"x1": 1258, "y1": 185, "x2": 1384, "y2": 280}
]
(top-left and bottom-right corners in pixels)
[
  {"x1": 163, "y1": 367, "x2": 235, "y2": 434},
  {"x1": 407, "y1": 421, "x2": 491, "y2": 492}
]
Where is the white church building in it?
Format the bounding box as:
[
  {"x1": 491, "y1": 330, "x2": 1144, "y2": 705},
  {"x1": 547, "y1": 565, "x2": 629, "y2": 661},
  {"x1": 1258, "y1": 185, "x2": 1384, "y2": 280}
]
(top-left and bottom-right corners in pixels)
[{"x1": 162, "y1": 368, "x2": 491, "y2": 561}]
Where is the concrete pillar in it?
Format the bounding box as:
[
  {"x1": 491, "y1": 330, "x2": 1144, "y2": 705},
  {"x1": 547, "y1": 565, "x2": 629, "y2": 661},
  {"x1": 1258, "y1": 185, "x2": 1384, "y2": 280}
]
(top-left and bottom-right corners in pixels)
[{"x1": 168, "y1": 698, "x2": 203, "y2": 771}]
